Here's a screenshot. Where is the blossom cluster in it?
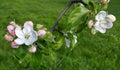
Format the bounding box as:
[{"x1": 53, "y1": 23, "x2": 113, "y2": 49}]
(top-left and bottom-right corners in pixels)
[
  {"x1": 4, "y1": 21, "x2": 46, "y2": 53},
  {"x1": 88, "y1": 11, "x2": 116, "y2": 35}
]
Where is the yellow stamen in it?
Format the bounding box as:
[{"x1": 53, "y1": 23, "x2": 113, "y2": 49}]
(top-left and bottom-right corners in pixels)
[{"x1": 25, "y1": 34, "x2": 30, "y2": 39}]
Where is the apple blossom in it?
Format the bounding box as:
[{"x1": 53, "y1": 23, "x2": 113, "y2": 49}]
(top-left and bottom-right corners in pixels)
[
  {"x1": 93, "y1": 11, "x2": 116, "y2": 33},
  {"x1": 14, "y1": 22, "x2": 38, "y2": 45}
]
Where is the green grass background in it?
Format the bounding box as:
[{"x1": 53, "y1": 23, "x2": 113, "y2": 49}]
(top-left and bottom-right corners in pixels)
[{"x1": 0, "y1": 0, "x2": 120, "y2": 70}]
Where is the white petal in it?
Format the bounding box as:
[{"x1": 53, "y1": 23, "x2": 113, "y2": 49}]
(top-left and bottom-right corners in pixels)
[
  {"x1": 106, "y1": 14, "x2": 116, "y2": 22},
  {"x1": 23, "y1": 26, "x2": 33, "y2": 34},
  {"x1": 14, "y1": 38, "x2": 25, "y2": 45},
  {"x1": 23, "y1": 22, "x2": 33, "y2": 33},
  {"x1": 100, "y1": 20, "x2": 113, "y2": 29},
  {"x1": 15, "y1": 28, "x2": 24, "y2": 38},
  {"x1": 24, "y1": 21, "x2": 33, "y2": 27},
  {"x1": 30, "y1": 31, "x2": 38, "y2": 42},
  {"x1": 99, "y1": 28, "x2": 106, "y2": 33},
  {"x1": 96, "y1": 11, "x2": 107, "y2": 21},
  {"x1": 25, "y1": 31, "x2": 38, "y2": 45},
  {"x1": 23, "y1": 27, "x2": 30, "y2": 34},
  {"x1": 24, "y1": 22, "x2": 33, "y2": 31},
  {"x1": 25, "y1": 40, "x2": 33, "y2": 45},
  {"x1": 94, "y1": 22, "x2": 106, "y2": 33}
]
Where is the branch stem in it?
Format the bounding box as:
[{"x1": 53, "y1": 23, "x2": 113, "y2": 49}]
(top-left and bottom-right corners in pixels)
[{"x1": 50, "y1": 0, "x2": 86, "y2": 33}]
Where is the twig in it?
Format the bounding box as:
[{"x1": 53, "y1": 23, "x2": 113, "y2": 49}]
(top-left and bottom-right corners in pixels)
[
  {"x1": 50, "y1": 1, "x2": 73, "y2": 32},
  {"x1": 50, "y1": 0, "x2": 86, "y2": 33}
]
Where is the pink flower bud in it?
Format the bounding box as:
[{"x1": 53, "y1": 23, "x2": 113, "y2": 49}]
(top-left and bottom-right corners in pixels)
[
  {"x1": 4, "y1": 34, "x2": 13, "y2": 41},
  {"x1": 107, "y1": 14, "x2": 116, "y2": 22},
  {"x1": 29, "y1": 45, "x2": 36, "y2": 53},
  {"x1": 7, "y1": 25, "x2": 14, "y2": 31},
  {"x1": 11, "y1": 42, "x2": 19, "y2": 48},
  {"x1": 101, "y1": 0, "x2": 108, "y2": 4},
  {"x1": 88, "y1": 20, "x2": 94, "y2": 28},
  {"x1": 10, "y1": 21, "x2": 16, "y2": 26},
  {"x1": 38, "y1": 30, "x2": 46, "y2": 37},
  {"x1": 7, "y1": 25, "x2": 16, "y2": 36},
  {"x1": 10, "y1": 21, "x2": 21, "y2": 29}
]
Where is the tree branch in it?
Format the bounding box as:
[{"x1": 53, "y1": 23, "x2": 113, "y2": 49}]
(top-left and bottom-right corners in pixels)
[{"x1": 50, "y1": 0, "x2": 86, "y2": 33}]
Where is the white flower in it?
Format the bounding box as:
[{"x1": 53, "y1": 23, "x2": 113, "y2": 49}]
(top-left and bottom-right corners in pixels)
[
  {"x1": 94, "y1": 11, "x2": 116, "y2": 33},
  {"x1": 14, "y1": 21, "x2": 38, "y2": 45}
]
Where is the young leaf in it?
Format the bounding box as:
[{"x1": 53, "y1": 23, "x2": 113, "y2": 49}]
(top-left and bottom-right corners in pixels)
[
  {"x1": 83, "y1": 0, "x2": 91, "y2": 4},
  {"x1": 68, "y1": 6, "x2": 90, "y2": 25}
]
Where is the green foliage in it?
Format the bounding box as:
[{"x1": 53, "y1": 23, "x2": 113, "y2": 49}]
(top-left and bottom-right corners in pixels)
[
  {"x1": 68, "y1": 6, "x2": 90, "y2": 32},
  {"x1": 68, "y1": 6, "x2": 89, "y2": 24},
  {"x1": 83, "y1": 0, "x2": 91, "y2": 4},
  {"x1": 64, "y1": 31, "x2": 77, "y2": 50},
  {"x1": 0, "y1": 0, "x2": 120, "y2": 70}
]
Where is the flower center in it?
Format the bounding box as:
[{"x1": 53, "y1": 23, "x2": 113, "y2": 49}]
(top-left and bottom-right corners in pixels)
[
  {"x1": 25, "y1": 34, "x2": 30, "y2": 39},
  {"x1": 99, "y1": 20, "x2": 104, "y2": 27}
]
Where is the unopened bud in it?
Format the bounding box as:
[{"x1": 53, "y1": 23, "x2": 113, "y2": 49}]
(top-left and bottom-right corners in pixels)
[
  {"x1": 88, "y1": 20, "x2": 94, "y2": 28},
  {"x1": 11, "y1": 42, "x2": 19, "y2": 48},
  {"x1": 29, "y1": 45, "x2": 36, "y2": 53},
  {"x1": 101, "y1": 0, "x2": 108, "y2": 4},
  {"x1": 38, "y1": 30, "x2": 46, "y2": 37},
  {"x1": 4, "y1": 34, "x2": 13, "y2": 41},
  {"x1": 91, "y1": 29, "x2": 97, "y2": 35}
]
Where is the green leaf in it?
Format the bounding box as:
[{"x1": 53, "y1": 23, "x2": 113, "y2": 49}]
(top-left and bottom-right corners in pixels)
[
  {"x1": 52, "y1": 38, "x2": 63, "y2": 50},
  {"x1": 89, "y1": 1, "x2": 101, "y2": 14},
  {"x1": 83, "y1": 0, "x2": 91, "y2": 4},
  {"x1": 101, "y1": 4, "x2": 108, "y2": 10},
  {"x1": 68, "y1": 6, "x2": 90, "y2": 25}
]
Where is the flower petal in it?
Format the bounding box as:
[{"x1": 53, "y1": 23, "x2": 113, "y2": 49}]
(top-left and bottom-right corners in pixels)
[
  {"x1": 23, "y1": 21, "x2": 33, "y2": 33},
  {"x1": 100, "y1": 20, "x2": 113, "y2": 29},
  {"x1": 94, "y1": 22, "x2": 106, "y2": 33},
  {"x1": 96, "y1": 11, "x2": 107, "y2": 21},
  {"x1": 106, "y1": 14, "x2": 116, "y2": 22},
  {"x1": 25, "y1": 40, "x2": 33, "y2": 45},
  {"x1": 15, "y1": 28, "x2": 24, "y2": 38},
  {"x1": 99, "y1": 28, "x2": 106, "y2": 33},
  {"x1": 14, "y1": 38, "x2": 25, "y2": 45},
  {"x1": 24, "y1": 21, "x2": 33, "y2": 27},
  {"x1": 25, "y1": 31, "x2": 38, "y2": 45}
]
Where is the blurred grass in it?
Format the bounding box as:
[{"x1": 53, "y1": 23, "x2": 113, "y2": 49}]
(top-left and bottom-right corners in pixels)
[{"x1": 0, "y1": 0, "x2": 120, "y2": 70}]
